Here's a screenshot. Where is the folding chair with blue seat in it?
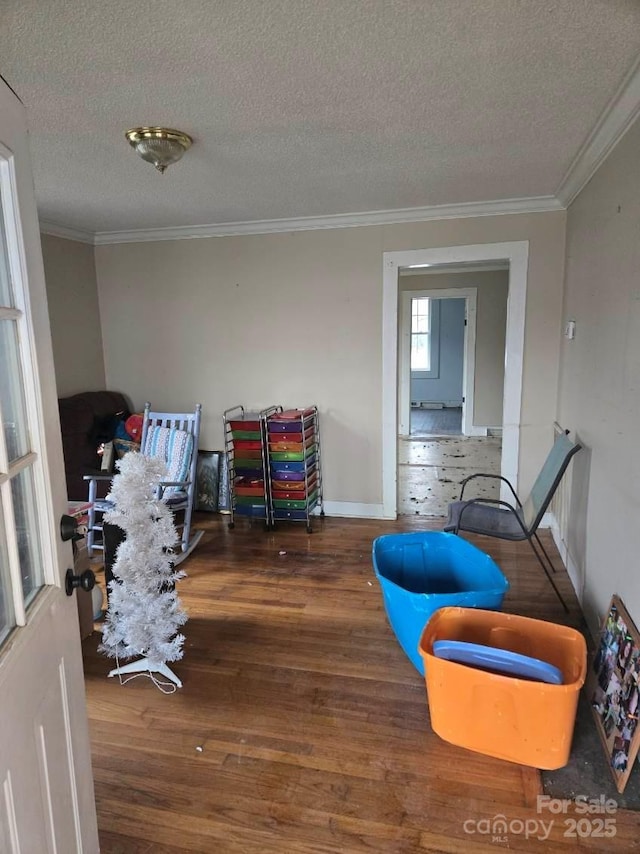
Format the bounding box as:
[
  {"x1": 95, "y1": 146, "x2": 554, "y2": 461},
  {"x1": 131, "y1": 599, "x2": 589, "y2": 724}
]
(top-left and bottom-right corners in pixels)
[
  {"x1": 85, "y1": 402, "x2": 203, "y2": 566},
  {"x1": 444, "y1": 430, "x2": 581, "y2": 612}
]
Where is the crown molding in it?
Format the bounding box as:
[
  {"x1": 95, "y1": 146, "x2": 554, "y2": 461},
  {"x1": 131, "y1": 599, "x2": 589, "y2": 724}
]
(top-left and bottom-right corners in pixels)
[
  {"x1": 35, "y1": 54, "x2": 640, "y2": 249},
  {"x1": 556, "y1": 54, "x2": 640, "y2": 207},
  {"x1": 91, "y1": 196, "x2": 563, "y2": 245},
  {"x1": 39, "y1": 219, "x2": 95, "y2": 245}
]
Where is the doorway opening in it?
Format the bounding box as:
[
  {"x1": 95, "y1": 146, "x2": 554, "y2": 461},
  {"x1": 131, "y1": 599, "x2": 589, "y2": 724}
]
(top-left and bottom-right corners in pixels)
[
  {"x1": 398, "y1": 285, "x2": 482, "y2": 438},
  {"x1": 397, "y1": 272, "x2": 507, "y2": 515},
  {"x1": 382, "y1": 241, "x2": 529, "y2": 520}
]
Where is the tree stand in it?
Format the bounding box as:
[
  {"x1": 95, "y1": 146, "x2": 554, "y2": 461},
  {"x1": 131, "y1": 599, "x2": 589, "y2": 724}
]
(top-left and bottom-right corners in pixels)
[{"x1": 108, "y1": 657, "x2": 182, "y2": 688}]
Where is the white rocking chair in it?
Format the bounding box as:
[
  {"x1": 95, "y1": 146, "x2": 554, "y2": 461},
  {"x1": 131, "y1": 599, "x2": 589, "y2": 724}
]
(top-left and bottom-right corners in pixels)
[{"x1": 84, "y1": 402, "x2": 203, "y2": 566}]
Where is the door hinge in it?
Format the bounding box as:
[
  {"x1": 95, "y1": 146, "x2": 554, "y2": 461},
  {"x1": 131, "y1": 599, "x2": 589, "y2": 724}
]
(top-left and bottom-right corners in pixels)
[{"x1": 462, "y1": 396, "x2": 466, "y2": 403}]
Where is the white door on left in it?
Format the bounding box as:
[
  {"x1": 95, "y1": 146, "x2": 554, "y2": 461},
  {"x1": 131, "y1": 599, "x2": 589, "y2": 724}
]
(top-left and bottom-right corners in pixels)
[{"x1": 0, "y1": 79, "x2": 100, "y2": 851}]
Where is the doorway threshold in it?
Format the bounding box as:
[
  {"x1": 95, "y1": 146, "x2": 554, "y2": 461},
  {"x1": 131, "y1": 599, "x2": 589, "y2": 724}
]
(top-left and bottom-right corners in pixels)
[{"x1": 398, "y1": 435, "x2": 501, "y2": 517}]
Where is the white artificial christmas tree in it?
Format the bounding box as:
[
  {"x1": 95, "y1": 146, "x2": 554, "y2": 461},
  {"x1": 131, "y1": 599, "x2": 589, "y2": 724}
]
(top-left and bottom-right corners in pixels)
[{"x1": 99, "y1": 452, "x2": 188, "y2": 688}]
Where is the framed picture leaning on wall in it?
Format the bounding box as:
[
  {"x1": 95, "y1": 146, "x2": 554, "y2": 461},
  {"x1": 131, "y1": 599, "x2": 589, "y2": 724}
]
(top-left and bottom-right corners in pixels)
[
  {"x1": 587, "y1": 595, "x2": 640, "y2": 793},
  {"x1": 195, "y1": 450, "x2": 221, "y2": 512}
]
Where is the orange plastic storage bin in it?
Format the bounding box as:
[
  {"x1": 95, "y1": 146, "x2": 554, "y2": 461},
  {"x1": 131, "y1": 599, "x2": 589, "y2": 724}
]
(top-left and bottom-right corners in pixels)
[{"x1": 419, "y1": 607, "x2": 587, "y2": 769}]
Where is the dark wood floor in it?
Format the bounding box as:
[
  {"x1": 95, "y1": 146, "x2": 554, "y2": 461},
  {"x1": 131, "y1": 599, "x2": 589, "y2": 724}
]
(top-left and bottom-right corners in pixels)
[{"x1": 82, "y1": 514, "x2": 640, "y2": 852}]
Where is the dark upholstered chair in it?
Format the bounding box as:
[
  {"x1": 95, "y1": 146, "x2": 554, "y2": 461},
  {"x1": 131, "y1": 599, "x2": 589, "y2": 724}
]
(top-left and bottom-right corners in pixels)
[{"x1": 58, "y1": 391, "x2": 130, "y2": 500}]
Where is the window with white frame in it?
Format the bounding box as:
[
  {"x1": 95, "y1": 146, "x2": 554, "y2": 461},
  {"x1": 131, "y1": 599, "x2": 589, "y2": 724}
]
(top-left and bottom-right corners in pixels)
[
  {"x1": 410, "y1": 297, "x2": 431, "y2": 371},
  {"x1": 0, "y1": 173, "x2": 46, "y2": 649}
]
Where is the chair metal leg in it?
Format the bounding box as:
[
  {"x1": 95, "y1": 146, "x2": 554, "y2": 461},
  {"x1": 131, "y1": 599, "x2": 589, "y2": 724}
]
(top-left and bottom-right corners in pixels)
[
  {"x1": 527, "y1": 535, "x2": 569, "y2": 613},
  {"x1": 533, "y1": 531, "x2": 557, "y2": 573},
  {"x1": 87, "y1": 478, "x2": 97, "y2": 557}
]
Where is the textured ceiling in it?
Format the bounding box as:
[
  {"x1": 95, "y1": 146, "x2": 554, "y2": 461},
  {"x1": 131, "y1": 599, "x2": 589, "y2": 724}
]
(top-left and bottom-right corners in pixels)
[{"x1": 1, "y1": 0, "x2": 640, "y2": 235}]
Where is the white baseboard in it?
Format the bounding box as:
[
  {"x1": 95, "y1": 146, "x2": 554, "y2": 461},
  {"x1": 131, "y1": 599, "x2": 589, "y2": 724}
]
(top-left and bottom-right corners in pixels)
[
  {"x1": 545, "y1": 511, "x2": 583, "y2": 603},
  {"x1": 466, "y1": 426, "x2": 489, "y2": 437},
  {"x1": 313, "y1": 501, "x2": 386, "y2": 519}
]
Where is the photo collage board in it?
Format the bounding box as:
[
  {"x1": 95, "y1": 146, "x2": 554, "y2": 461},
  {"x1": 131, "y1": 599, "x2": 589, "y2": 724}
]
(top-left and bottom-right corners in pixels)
[{"x1": 588, "y1": 595, "x2": 640, "y2": 793}]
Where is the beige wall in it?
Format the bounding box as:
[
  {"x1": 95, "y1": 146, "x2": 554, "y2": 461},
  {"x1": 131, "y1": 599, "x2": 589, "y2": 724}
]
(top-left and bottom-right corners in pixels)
[
  {"x1": 41, "y1": 234, "x2": 106, "y2": 397},
  {"x1": 557, "y1": 115, "x2": 640, "y2": 633},
  {"x1": 401, "y1": 270, "x2": 508, "y2": 427},
  {"x1": 94, "y1": 210, "x2": 566, "y2": 510}
]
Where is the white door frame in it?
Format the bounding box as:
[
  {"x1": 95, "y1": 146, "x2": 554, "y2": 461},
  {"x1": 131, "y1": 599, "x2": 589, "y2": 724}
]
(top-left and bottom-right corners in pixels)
[
  {"x1": 399, "y1": 287, "x2": 478, "y2": 437},
  {"x1": 382, "y1": 241, "x2": 529, "y2": 519}
]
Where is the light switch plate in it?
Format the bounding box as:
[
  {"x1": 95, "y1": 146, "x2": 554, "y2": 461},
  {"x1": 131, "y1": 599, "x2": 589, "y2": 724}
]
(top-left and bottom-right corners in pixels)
[{"x1": 564, "y1": 320, "x2": 576, "y2": 340}]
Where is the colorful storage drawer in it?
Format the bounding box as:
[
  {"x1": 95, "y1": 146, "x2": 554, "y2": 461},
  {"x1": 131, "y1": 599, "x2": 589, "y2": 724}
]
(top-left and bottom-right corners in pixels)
[
  {"x1": 229, "y1": 417, "x2": 261, "y2": 431},
  {"x1": 270, "y1": 408, "x2": 316, "y2": 421},
  {"x1": 269, "y1": 445, "x2": 316, "y2": 462},
  {"x1": 235, "y1": 495, "x2": 267, "y2": 506},
  {"x1": 272, "y1": 491, "x2": 318, "y2": 510},
  {"x1": 272, "y1": 482, "x2": 317, "y2": 500},
  {"x1": 271, "y1": 469, "x2": 311, "y2": 482},
  {"x1": 269, "y1": 441, "x2": 301, "y2": 451},
  {"x1": 234, "y1": 477, "x2": 265, "y2": 497},
  {"x1": 233, "y1": 439, "x2": 263, "y2": 451},
  {"x1": 273, "y1": 507, "x2": 317, "y2": 521},
  {"x1": 271, "y1": 477, "x2": 316, "y2": 492},
  {"x1": 233, "y1": 449, "x2": 263, "y2": 459},
  {"x1": 268, "y1": 429, "x2": 314, "y2": 449},
  {"x1": 268, "y1": 417, "x2": 315, "y2": 433},
  {"x1": 234, "y1": 457, "x2": 265, "y2": 469},
  {"x1": 234, "y1": 502, "x2": 269, "y2": 518},
  {"x1": 235, "y1": 467, "x2": 265, "y2": 478},
  {"x1": 231, "y1": 430, "x2": 261, "y2": 440},
  {"x1": 270, "y1": 456, "x2": 316, "y2": 474}
]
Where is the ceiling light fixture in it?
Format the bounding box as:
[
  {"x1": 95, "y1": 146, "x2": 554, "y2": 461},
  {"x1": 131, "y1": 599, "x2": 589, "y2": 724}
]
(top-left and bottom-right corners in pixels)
[{"x1": 125, "y1": 127, "x2": 193, "y2": 174}]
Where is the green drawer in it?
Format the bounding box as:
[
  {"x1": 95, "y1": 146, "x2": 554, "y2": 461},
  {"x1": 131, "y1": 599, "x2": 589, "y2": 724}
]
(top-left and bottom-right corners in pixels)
[
  {"x1": 232, "y1": 430, "x2": 262, "y2": 440},
  {"x1": 270, "y1": 444, "x2": 316, "y2": 462},
  {"x1": 272, "y1": 490, "x2": 318, "y2": 510},
  {"x1": 234, "y1": 495, "x2": 266, "y2": 506}
]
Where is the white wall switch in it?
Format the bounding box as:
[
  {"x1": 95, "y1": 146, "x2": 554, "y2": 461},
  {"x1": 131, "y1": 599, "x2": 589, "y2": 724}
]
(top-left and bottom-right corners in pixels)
[{"x1": 564, "y1": 320, "x2": 576, "y2": 340}]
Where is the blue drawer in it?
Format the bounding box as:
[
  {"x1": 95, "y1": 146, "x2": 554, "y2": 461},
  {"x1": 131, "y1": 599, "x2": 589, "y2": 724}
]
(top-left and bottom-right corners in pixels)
[
  {"x1": 270, "y1": 455, "x2": 316, "y2": 474},
  {"x1": 234, "y1": 503, "x2": 269, "y2": 518}
]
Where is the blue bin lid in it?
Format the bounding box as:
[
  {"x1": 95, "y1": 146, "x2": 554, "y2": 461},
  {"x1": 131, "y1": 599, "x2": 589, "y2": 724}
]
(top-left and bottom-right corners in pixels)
[{"x1": 432, "y1": 640, "x2": 563, "y2": 684}]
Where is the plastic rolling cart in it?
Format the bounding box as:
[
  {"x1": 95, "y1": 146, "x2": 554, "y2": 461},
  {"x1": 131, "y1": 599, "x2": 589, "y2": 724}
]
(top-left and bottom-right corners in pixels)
[
  {"x1": 222, "y1": 404, "x2": 281, "y2": 529},
  {"x1": 267, "y1": 407, "x2": 324, "y2": 533}
]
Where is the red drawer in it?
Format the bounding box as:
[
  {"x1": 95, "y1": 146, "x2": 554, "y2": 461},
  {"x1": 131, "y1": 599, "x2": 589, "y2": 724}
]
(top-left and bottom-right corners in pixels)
[
  {"x1": 229, "y1": 419, "x2": 261, "y2": 431},
  {"x1": 234, "y1": 476, "x2": 264, "y2": 497},
  {"x1": 271, "y1": 474, "x2": 317, "y2": 493},
  {"x1": 233, "y1": 439, "x2": 262, "y2": 450}
]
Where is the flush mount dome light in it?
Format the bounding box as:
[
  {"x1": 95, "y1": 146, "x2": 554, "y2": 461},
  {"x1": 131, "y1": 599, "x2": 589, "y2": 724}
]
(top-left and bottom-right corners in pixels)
[{"x1": 125, "y1": 127, "x2": 193, "y2": 173}]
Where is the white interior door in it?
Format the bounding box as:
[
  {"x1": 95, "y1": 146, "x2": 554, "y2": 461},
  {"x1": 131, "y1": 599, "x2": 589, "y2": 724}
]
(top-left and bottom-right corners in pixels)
[{"x1": 0, "y1": 80, "x2": 99, "y2": 851}]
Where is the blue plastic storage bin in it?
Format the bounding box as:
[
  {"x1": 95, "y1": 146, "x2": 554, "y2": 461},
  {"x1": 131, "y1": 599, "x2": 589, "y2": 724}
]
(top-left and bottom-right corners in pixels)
[{"x1": 372, "y1": 531, "x2": 509, "y2": 675}]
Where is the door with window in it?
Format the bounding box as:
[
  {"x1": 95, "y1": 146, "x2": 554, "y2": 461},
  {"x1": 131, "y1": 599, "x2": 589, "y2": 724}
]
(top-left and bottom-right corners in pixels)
[{"x1": 0, "y1": 80, "x2": 99, "y2": 851}]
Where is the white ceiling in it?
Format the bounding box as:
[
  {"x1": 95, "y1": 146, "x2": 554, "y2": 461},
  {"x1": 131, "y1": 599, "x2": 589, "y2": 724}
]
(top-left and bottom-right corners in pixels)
[{"x1": 2, "y1": 1, "x2": 640, "y2": 239}]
